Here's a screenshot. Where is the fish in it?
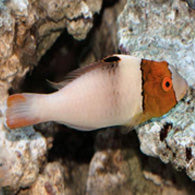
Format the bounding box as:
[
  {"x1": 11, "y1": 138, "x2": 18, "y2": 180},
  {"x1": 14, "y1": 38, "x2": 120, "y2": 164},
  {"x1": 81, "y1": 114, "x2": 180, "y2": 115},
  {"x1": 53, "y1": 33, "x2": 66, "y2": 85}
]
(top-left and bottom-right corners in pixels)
[{"x1": 4, "y1": 54, "x2": 188, "y2": 130}]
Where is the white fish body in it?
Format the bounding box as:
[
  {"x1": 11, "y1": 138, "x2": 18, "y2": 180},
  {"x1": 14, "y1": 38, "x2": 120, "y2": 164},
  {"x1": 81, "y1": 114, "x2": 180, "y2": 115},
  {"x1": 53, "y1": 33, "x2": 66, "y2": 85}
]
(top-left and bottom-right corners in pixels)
[
  {"x1": 21, "y1": 55, "x2": 142, "y2": 130},
  {"x1": 5, "y1": 54, "x2": 188, "y2": 130}
]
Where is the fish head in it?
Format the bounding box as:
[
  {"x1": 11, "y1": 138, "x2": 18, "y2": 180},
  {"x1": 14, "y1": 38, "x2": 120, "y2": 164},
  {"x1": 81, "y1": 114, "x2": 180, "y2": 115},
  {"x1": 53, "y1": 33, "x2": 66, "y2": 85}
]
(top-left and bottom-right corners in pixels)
[{"x1": 141, "y1": 59, "x2": 188, "y2": 119}]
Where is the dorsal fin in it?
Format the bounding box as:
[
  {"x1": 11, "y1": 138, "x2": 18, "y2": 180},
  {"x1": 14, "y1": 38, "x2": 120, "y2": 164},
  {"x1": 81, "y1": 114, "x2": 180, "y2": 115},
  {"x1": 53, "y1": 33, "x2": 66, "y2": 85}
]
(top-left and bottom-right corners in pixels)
[
  {"x1": 48, "y1": 55, "x2": 121, "y2": 90},
  {"x1": 46, "y1": 79, "x2": 67, "y2": 90},
  {"x1": 47, "y1": 61, "x2": 100, "y2": 90}
]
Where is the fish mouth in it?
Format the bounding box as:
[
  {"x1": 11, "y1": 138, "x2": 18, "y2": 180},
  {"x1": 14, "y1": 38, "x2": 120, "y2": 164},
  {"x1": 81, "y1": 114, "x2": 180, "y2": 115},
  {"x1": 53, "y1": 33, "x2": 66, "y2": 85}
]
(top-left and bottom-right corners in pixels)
[
  {"x1": 168, "y1": 65, "x2": 188, "y2": 102},
  {"x1": 175, "y1": 78, "x2": 188, "y2": 101}
]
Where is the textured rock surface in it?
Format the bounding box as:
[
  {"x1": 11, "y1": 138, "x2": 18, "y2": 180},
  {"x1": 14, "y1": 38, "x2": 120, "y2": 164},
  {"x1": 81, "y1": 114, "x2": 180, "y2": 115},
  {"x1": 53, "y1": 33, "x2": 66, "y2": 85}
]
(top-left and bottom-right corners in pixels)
[
  {"x1": 137, "y1": 89, "x2": 195, "y2": 180},
  {"x1": 0, "y1": 0, "x2": 102, "y2": 192},
  {"x1": 118, "y1": 0, "x2": 195, "y2": 87},
  {"x1": 87, "y1": 129, "x2": 195, "y2": 195},
  {"x1": 30, "y1": 162, "x2": 67, "y2": 195},
  {"x1": 1, "y1": 0, "x2": 195, "y2": 194},
  {"x1": 117, "y1": 0, "x2": 195, "y2": 180},
  {"x1": 0, "y1": 0, "x2": 102, "y2": 96},
  {"x1": 0, "y1": 126, "x2": 47, "y2": 191},
  {"x1": 186, "y1": 0, "x2": 195, "y2": 9}
]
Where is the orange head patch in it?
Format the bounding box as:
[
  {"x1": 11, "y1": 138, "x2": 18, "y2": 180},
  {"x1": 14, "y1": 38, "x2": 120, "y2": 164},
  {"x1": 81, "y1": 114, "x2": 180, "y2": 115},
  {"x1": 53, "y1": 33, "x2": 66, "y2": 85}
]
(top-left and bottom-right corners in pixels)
[{"x1": 141, "y1": 59, "x2": 177, "y2": 120}]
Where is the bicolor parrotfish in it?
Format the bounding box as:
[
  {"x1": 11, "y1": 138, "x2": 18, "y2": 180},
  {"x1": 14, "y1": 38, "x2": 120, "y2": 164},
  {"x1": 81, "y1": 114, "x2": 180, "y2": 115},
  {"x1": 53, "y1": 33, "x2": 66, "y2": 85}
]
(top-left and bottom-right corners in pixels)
[{"x1": 5, "y1": 55, "x2": 188, "y2": 130}]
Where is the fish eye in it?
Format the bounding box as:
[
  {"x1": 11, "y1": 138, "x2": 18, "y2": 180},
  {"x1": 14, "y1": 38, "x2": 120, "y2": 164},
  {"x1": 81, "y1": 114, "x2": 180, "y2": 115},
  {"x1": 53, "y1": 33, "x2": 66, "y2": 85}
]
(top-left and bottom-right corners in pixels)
[{"x1": 162, "y1": 77, "x2": 172, "y2": 92}]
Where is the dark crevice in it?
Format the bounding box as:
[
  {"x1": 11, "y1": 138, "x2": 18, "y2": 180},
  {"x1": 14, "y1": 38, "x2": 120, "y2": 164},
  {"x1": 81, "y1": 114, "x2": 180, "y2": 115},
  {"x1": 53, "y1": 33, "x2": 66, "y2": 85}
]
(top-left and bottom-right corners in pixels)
[
  {"x1": 160, "y1": 122, "x2": 173, "y2": 141},
  {"x1": 11, "y1": 0, "x2": 120, "y2": 166}
]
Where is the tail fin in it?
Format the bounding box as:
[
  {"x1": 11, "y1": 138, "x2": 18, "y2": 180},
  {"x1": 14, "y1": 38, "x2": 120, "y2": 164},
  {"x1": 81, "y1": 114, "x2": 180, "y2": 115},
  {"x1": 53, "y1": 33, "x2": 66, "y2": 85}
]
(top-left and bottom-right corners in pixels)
[{"x1": 5, "y1": 93, "x2": 41, "y2": 129}]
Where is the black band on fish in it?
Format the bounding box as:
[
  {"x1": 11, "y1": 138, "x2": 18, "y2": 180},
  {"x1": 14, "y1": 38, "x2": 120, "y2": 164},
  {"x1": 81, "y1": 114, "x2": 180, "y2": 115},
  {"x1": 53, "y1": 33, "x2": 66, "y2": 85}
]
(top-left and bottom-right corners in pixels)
[
  {"x1": 103, "y1": 56, "x2": 121, "y2": 63},
  {"x1": 140, "y1": 59, "x2": 145, "y2": 112}
]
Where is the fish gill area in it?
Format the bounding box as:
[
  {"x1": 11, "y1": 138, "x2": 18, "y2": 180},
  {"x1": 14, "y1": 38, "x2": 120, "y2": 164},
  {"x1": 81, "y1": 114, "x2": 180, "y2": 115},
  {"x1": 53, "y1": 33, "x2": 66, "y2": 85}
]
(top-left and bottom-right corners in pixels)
[{"x1": 0, "y1": 0, "x2": 194, "y2": 194}]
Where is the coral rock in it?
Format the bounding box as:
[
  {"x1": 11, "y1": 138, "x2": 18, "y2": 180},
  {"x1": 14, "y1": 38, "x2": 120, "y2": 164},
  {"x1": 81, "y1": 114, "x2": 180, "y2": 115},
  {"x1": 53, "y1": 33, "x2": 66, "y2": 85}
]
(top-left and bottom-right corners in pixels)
[
  {"x1": 30, "y1": 162, "x2": 68, "y2": 195},
  {"x1": 0, "y1": 126, "x2": 47, "y2": 190},
  {"x1": 118, "y1": 0, "x2": 195, "y2": 180}
]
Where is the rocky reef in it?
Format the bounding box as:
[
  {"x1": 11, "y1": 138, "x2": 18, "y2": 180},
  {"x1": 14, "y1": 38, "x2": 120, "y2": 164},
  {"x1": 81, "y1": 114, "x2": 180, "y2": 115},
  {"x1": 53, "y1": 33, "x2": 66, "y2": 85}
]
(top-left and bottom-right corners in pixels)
[
  {"x1": 117, "y1": 0, "x2": 195, "y2": 181},
  {"x1": 0, "y1": 0, "x2": 194, "y2": 194}
]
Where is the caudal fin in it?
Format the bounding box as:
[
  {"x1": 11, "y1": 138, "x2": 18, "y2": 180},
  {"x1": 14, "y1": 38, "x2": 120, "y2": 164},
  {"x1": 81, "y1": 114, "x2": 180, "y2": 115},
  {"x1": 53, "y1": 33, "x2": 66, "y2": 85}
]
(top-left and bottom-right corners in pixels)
[{"x1": 5, "y1": 93, "x2": 41, "y2": 129}]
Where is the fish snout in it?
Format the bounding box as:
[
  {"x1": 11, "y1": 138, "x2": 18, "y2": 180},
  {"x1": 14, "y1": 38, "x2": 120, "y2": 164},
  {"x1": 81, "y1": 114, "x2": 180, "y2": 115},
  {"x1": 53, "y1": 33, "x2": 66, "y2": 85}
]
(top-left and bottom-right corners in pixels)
[{"x1": 169, "y1": 65, "x2": 188, "y2": 101}]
